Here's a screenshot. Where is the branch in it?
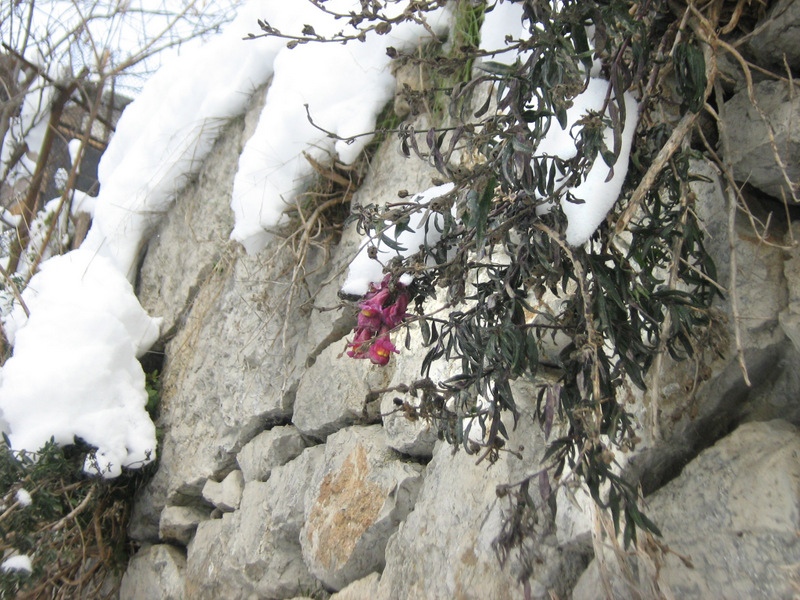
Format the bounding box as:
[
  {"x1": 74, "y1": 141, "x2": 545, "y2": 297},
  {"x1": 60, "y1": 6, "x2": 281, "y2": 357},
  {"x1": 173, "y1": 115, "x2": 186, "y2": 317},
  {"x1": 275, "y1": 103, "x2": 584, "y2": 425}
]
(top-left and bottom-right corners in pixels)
[{"x1": 5, "y1": 73, "x2": 84, "y2": 274}]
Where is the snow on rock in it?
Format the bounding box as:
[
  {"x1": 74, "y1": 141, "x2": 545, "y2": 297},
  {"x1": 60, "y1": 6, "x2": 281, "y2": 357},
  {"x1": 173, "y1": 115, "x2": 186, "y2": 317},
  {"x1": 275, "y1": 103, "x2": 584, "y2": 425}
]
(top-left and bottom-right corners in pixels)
[
  {"x1": 479, "y1": 0, "x2": 529, "y2": 65},
  {"x1": 480, "y1": 5, "x2": 632, "y2": 246},
  {"x1": 15, "y1": 488, "x2": 32, "y2": 507},
  {"x1": 81, "y1": 0, "x2": 298, "y2": 279},
  {"x1": 0, "y1": 249, "x2": 161, "y2": 478},
  {"x1": 340, "y1": 182, "x2": 455, "y2": 296},
  {"x1": 535, "y1": 78, "x2": 639, "y2": 246},
  {"x1": 230, "y1": 2, "x2": 452, "y2": 254},
  {"x1": 0, "y1": 0, "x2": 368, "y2": 476},
  {"x1": 1, "y1": 554, "x2": 32, "y2": 574}
]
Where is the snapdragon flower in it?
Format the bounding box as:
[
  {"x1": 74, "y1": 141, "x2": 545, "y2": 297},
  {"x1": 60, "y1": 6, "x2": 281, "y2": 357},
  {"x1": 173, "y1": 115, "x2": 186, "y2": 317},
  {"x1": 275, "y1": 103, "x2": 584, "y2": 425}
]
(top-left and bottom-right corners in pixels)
[{"x1": 346, "y1": 275, "x2": 409, "y2": 365}]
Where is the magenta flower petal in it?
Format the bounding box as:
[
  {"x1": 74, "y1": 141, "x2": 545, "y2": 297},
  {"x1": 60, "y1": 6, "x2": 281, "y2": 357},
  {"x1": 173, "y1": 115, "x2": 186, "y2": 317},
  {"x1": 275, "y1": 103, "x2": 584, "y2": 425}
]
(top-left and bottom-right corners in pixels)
[
  {"x1": 357, "y1": 306, "x2": 383, "y2": 331},
  {"x1": 347, "y1": 327, "x2": 373, "y2": 359},
  {"x1": 347, "y1": 277, "x2": 408, "y2": 366},
  {"x1": 369, "y1": 335, "x2": 398, "y2": 365},
  {"x1": 383, "y1": 291, "x2": 410, "y2": 328}
]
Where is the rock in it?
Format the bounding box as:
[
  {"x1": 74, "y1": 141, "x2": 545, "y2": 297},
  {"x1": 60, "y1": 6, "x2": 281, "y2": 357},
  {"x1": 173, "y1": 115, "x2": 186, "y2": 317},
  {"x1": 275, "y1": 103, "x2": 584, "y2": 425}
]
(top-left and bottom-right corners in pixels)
[
  {"x1": 721, "y1": 80, "x2": 800, "y2": 203},
  {"x1": 119, "y1": 544, "x2": 186, "y2": 600},
  {"x1": 201, "y1": 470, "x2": 244, "y2": 512},
  {"x1": 555, "y1": 482, "x2": 594, "y2": 551},
  {"x1": 621, "y1": 158, "x2": 793, "y2": 494},
  {"x1": 380, "y1": 315, "x2": 452, "y2": 458},
  {"x1": 159, "y1": 505, "x2": 210, "y2": 546},
  {"x1": 391, "y1": 61, "x2": 430, "y2": 119},
  {"x1": 380, "y1": 391, "x2": 438, "y2": 459},
  {"x1": 329, "y1": 572, "x2": 383, "y2": 600},
  {"x1": 236, "y1": 425, "x2": 310, "y2": 482},
  {"x1": 137, "y1": 83, "x2": 267, "y2": 337},
  {"x1": 129, "y1": 247, "x2": 310, "y2": 540},
  {"x1": 572, "y1": 420, "x2": 800, "y2": 600},
  {"x1": 779, "y1": 222, "x2": 800, "y2": 354},
  {"x1": 291, "y1": 124, "x2": 444, "y2": 442},
  {"x1": 300, "y1": 425, "x2": 423, "y2": 591},
  {"x1": 185, "y1": 446, "x2": 326, "y2": 600},
  {"x1": 745, "y1": 0, "x2": 800, "y2": 71},
  {"x1": 293, "y1": 343, "x2": 393, "y2": 440},
  {"x1": 375, "y1": 398, "x2": 586, "y2": 600}
]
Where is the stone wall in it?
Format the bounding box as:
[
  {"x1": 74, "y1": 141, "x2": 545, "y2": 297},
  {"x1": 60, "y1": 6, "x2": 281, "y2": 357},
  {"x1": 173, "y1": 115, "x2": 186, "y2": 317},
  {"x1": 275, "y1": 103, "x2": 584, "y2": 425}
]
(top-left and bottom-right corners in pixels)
[{"x1": 119, "y1": 4, "x2": 800, "y2": 599}]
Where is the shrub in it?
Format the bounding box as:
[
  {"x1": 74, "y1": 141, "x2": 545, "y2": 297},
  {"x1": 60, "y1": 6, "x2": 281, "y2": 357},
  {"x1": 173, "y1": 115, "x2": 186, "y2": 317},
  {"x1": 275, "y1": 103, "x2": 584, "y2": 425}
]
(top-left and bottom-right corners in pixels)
[
  {"x1": 302, "y1": 0, "x2": 722, "y2": 559},
  {"x1": 0, "y1": 436, "x2": 153, "y2": 599}
]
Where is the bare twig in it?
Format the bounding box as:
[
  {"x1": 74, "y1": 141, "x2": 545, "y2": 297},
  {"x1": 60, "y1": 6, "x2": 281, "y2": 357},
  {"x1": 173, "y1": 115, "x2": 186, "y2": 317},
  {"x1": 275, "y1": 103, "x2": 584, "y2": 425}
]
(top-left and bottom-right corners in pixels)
[
  {"x1": 5, "y1": 73, "x2": 84, "y2": 274},
  {"x1": 51, "y1": 486, "x2": 95, "y2": 532}
]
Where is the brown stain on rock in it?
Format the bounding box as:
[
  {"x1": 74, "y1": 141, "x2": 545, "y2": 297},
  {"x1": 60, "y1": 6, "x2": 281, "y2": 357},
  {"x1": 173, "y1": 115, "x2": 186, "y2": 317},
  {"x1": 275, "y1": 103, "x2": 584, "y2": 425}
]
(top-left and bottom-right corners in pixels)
[{"x1": 306, "y1": 445, "x2": 384, "y2": 570}]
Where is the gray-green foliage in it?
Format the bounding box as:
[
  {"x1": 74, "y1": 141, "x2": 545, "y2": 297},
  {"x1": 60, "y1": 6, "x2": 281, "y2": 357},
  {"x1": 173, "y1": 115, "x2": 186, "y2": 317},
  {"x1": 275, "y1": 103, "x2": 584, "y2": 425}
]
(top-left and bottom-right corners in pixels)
[
  {"x1": 0, "y1": 436, "x2": 146, "y2": 599},
  {"x1": 255, "y1": 0, "x2": 725, "y2": 581},
  {"x1": 345, "y1": 0, "x2": 717, "y2": 554}
]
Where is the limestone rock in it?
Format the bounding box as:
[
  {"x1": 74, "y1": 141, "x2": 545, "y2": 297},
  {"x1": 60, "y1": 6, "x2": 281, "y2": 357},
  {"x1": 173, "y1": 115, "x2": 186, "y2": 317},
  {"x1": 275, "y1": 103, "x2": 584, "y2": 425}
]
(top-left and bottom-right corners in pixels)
[
  {"x1": 554, "y1": 483, "x2": 594, "y2": 551},
  {"x1": 779, "y1": 221, "x2": 800, "y2": 354},
  {"x1": 375, "y1": 401, "x2": 586, "y2": 600},
  {"x1": 300, "y1": 426, "x2": 422, "y2": 591},
  {"x1": 330, "y1": 572, "x2": 383, "y2": 600},
  {"x1": 130, "y1": 248, "x2": 308, "y2": 540},
  {"x1": 236, "y1": 425, "x2": 310, "y2": 482},
  {"x1": 291, "y1": 125, "x2": 444, "y2": 442},
  {"x1": 120, "y1": 544, "x2": 186, "y2": 600},
  {"x1": 722, "y1": 80, "x2": 800, "y2": 202},
  {"x1": 572, "y1": 420, "x2": 800, "y2": 600},
  {"x1": 380, "y1": 316, "x2": 452, "y2": 458},
  {"x1": 201, "y1": 470, "x2": 244, "y2": 512},
  {"x1": 622, "y1": 158, "x2": 793, "y2": 494},
  {"x1": 745, "y1": 0, "x2": 800, "y2": 71},
  {"x1": 186, "y1": 446, "x2": 326, "y2": 600},
  {"x1": 159, "y1": 505, "x2": 210, "y2": 546},
  {"x1": 293, "y1": 343, "x2": 393, "y2": 440},
  {"x1": 380, "y1": 391, "x2": 438, "y2": 458}
]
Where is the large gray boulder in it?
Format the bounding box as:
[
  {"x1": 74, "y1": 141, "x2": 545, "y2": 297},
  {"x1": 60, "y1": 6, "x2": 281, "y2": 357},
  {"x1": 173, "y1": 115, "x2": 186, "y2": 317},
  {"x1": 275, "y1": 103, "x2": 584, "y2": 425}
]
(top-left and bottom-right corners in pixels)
[
  {"x1": 721, "y1": 80, "x2": 800, "y2": 203},
  {"x1": 745, "y1": 0, "x2": 800, "y2": 71},
  {"x1": 300, "y1": 426, "x2": 423, "y2": 591},
  {"x1": 622, "y1": 158, "x2": 793, "y2": 493},
  {"x1": 291, "y1": 119, "x2": 443, "y2": 442},
  {"x1": 119, "y1": 544, "x2": 186, "y2": 600},
  {"x1": 129, "y1": 245, "x2": 310, "y2": 540},
  {"x1": 137, "y1": 83, "x2": 267, "y2": 336},
  {"x1": 236, "y1": 425, "x2": 310, "y2": 482},
  {"x1": 159, "y1": 505, "x2": 210, "y2": 546},
  {"x1": 572, "y1": 420, "x2": 800, "y2": 600},
  {"x1": 375, "y1": 399, "x2": 586, "y2": 600}
]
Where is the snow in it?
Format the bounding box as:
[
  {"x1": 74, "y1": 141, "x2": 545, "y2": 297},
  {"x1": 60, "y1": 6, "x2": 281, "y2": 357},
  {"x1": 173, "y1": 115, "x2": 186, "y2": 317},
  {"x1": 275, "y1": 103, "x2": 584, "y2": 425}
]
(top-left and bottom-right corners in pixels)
[
  {"x1": 341, "y1": 3, "x2": 638, "y2": 295},
  {"x1": 81, "y1": 1, "x2": 292, "y2": 279},
  {"x1": 341, "y1": 183, "x2": 455, "y2": 296},
  {"x1": 1, "y1": 554, "x2": 32, "y2": 574},
  {"x1": 479, "y1": 0, "x2": 529, "y2": 65},
  {"x1": 535, "y1": 78, "x2": 638, "y2": 246},
  {"x1": 15, "y1": 488, "x2": 32, "y2": 507},
  {"x1": 67, "y1": 140, "x2": 83, "y2": 172},
  {"x1": 1, "y1": 249, "x2": 160, "y2": 477},
  {"x1": 481, "y1": 3, "x2": 638, "y2": 246},
  {"x1": 230, "y1": 2, "x2": 452, "y2": 254}
]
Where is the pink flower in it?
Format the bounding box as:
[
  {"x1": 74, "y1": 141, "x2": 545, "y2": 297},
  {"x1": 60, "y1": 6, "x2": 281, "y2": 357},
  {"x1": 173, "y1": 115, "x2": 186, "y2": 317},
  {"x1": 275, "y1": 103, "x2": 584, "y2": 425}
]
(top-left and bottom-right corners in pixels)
[
  {"x1": 357, "y1": 304, "x2": 383, "y2": 331},
  {"x1": 346, "y1": 276, "x2": 409, "y2": 366},
  {"x1": 383, "y1": 290, "x2": 409, "y2": 329},
  {"x1": 369, "y1": 334, "x2": 398, "y2": 365},
  {"x1": 347, "y1": 327, "x2": 373, "y2": 359}
]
